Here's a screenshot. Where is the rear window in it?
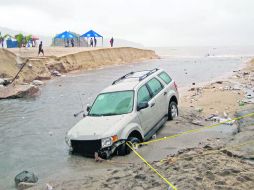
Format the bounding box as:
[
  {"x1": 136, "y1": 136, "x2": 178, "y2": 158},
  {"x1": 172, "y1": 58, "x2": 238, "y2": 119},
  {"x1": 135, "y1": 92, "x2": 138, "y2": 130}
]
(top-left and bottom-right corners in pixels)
[
  {"x1": 147, "y1": 78, "x2": 164, "y2": 97},
  {"x1": 158, "y1": 72, "x2": 172, "y2": 84}
]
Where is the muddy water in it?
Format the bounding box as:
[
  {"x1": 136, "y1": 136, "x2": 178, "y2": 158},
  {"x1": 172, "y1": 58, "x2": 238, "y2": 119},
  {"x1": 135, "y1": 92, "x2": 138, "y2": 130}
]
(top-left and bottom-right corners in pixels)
[{"x1": 0, "y1": 49, "x2": 250, "y2": 189}]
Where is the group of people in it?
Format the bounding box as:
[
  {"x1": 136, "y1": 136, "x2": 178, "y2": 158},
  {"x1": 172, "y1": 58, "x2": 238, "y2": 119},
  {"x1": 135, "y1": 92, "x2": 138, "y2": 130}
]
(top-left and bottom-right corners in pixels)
[
  {"x1": 38, "y1": 36, "x2": 115, "y2": 56},
  {"x1": 89, "y1": 37, "x2": 97, "y2": 47},
  {"x1": 89, "y1": 37, "x2": 114, "y2": 47},
  {"x1": 66, "y1": 39, "x2": 75, "y2": 47}
]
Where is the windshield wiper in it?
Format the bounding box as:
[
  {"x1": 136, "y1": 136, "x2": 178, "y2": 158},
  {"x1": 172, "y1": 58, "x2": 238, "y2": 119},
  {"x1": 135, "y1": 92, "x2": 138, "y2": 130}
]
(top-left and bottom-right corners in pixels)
[
  {"x1": 89, "y1": 113, "x2": 120, "y2": 116},
  {"x1": 102, "y1": 113, "x2": 118, "y2": 116},
  {"x1": 88, "y1": 113, "x2": 104, "y2": 116}
]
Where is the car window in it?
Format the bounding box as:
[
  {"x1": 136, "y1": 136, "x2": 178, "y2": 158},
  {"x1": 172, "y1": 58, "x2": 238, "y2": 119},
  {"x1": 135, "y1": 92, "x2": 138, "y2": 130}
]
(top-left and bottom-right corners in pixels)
[
  {"x1": 158, "y1": 72, "x2": 172, "y2": 84},
  {"x1": 137, "y1": 85, "x2": 151, "y2": 104},
  {"x1": 89, "y1": 91, "x2": 134, "y2": 116},
  {"x1": 147, "y1": 78, "x2": 164, "y2": 97}
]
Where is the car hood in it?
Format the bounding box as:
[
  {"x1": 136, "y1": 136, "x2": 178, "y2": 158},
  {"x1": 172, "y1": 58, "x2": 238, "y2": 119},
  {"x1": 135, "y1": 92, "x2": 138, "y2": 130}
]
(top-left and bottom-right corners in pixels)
[{"x1": 67, "y1": 115, "x2": 127, "y2": 140}]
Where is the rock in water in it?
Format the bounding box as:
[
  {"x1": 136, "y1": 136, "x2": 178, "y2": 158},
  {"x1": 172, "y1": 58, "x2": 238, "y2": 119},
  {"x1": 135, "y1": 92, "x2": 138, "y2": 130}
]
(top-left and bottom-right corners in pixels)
[
  {"x1": 14, "y1": 171, "x2": 38, "y2": 186},
  {"x1": 0, "y1": 84, "x2": 39, "y2": 99}
]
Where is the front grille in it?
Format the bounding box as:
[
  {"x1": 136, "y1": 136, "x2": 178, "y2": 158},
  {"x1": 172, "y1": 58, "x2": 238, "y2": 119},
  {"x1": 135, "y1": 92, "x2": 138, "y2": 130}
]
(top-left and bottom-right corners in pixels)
[{"x1": 71, "y1": 140, "x2": 101, "y2": 157}]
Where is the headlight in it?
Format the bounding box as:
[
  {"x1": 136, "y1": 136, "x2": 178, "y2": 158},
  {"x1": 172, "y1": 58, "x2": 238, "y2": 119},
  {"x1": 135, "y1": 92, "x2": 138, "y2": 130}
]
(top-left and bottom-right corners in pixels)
[
  {"x1": 101, "y1": 135, "x2": 118, "y2": 148},
  {"x1": 101, "y1": 137, "x2": 112, "y2": 148},
  {"x1": 65, "y1": 135, "x2": 71, "y2": 147}
]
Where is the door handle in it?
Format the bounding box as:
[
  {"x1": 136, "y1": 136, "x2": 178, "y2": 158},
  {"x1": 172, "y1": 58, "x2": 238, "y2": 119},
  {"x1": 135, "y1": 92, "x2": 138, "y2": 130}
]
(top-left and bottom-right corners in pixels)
[
  {"x1": 150, "y1": 102, "x2": 155, "y2": 107},
  {"x1": 164, "y1": 91, "x2": 167, "y2": 95}
]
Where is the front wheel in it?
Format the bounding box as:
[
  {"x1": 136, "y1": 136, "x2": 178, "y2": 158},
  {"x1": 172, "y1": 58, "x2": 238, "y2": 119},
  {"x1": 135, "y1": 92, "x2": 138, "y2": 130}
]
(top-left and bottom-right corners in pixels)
[
  {"x1": 168, "y1": 101, "x2": 178, "y2": 120},
  {"x1": 117, "y1": 137, "x2": 140, "y2": 156}
]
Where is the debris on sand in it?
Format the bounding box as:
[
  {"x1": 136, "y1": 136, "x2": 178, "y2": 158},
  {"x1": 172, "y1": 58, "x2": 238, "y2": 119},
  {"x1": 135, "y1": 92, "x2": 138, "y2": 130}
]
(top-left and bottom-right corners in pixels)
[
  {"x1": 32, "y1": 80, "x2": 44, "y2": 86},
  {"x1": 205, "y1": 114, "x2": 235, "y2": 125},
  {"x1": 0, "y1": 78, "x2": 4, "y2": 85},
  {"x1": 52, "y1": 70, "x2": 62, "y2": 77},
  {"x1": 46, "y1": 183, "x2": 53, "y2": 190},
  {"x1": 17, "y1": 182, "x2": 36, "y2": 190}
]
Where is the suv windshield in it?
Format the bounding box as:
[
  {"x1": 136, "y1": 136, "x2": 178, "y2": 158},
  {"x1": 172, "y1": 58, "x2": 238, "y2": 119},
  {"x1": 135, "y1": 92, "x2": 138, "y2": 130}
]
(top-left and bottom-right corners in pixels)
[{"x1": 89, "y1": 91, "x2": 134, "y2": 116}]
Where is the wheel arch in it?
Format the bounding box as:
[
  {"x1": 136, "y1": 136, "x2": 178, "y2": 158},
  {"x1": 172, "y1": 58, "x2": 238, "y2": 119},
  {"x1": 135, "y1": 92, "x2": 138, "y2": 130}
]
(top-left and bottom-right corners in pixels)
[
  {"x1": 128, "y1": 130, "x2": 143, "y2": 142},
  {"x1": 120, "y1": 123, "x2": 144, "y2": 142},
  {"x1": 170, "y1": 95, "x2": 178, "y2": 105}
]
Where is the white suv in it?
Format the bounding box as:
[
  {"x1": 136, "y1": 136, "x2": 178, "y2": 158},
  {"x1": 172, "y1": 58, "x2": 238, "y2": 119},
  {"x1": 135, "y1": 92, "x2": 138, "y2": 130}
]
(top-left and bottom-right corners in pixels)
[{"x1": 65, "y1": 68, "x2": 179, "y2": 159}]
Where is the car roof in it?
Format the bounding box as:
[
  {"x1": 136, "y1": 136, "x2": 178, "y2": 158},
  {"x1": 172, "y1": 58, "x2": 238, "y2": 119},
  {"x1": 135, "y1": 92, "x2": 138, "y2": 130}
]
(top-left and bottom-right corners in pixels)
[{"x1": 101, "y1": 68, "x2": 165, "y2": 93}]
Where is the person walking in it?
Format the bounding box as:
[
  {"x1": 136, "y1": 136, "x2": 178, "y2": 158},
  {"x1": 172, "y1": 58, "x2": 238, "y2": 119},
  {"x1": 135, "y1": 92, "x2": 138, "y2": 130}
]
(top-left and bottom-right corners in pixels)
[
  {"x1": 94, "y1": 37, "x2": 97, "y2": 47},
  {"x1": 38, "y1": 41, "x2": 44, "y2": 56},
  {"x1": 90, "y1": 38, "x2": 94, "y2": 47},
  {"x1": 110, "y1": 37, "x2": 114, "y2": 47},
  {"x1": 0, "y1": 37, "x2": 4, "y2": 48}
]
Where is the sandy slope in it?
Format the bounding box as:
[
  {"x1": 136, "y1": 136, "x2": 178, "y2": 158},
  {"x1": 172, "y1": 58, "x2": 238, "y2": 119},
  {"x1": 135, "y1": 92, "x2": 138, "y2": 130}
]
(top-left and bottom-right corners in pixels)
[{"x1": 0, "y1": 47, "x2": 158, "y2": 83}]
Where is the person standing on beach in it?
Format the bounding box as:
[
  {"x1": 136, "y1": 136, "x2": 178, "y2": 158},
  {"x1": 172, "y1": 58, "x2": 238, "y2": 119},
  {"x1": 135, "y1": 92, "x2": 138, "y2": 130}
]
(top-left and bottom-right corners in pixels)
[
  {"x1": 71, "y1": 39, "x2": 74, "y2": 47},
  {"x1": 110, "y1": 37, "x2": 114, "y2": 47},
  {"x1": 38, "y1": 41, "x2": 44, "y2": 56},
  {"x1": 67, "y1": 39, "x2": 70, "y2": 47},
  {"x1": 94, "y1": 37, "x2": 97, "y2": 47},
  {"x1": 90, "y1": 38, "x2": 93, "y2": 47}
]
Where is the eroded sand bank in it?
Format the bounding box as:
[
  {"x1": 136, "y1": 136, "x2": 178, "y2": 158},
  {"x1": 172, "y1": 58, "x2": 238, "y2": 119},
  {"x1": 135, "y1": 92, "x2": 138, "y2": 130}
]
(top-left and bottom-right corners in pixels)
[
  {"x1": 0, "y1": 47, "x2": 158, "y2": 99},
  {"x1": 0, "y1": 47, "x2": 158, "y2": 83}
]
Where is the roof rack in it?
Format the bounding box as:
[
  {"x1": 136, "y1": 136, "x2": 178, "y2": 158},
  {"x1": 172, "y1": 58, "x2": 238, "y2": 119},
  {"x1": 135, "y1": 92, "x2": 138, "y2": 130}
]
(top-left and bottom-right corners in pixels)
[
  {"x1": 112, "y1": 68, "x2": 159, "y2": 85},
  {"x1": 112, "y1": 71, "x2": 134, "y2": 85},
  {"x1": 139, "y1": 68, "x2": 159, "y2": 81}
]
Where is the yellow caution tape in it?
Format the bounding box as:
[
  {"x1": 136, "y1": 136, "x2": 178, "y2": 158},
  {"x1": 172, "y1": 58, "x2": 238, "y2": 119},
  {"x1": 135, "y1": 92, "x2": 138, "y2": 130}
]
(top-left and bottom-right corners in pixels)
[
  {"x1": 126, "y1": 142, "x2": 177, "y2": 190},
  {"x1": 139, "y1": 112, "x2": 254, "y2": 146}
]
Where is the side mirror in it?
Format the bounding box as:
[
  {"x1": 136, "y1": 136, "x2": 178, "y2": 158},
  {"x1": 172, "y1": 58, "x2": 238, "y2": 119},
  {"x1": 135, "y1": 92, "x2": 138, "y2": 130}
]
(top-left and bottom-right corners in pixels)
[
  {"x1": 137, "y1": 102, "x2": 149, "y2": 111},
  {"x1": 86, "y1": 105, "x2": 91, "y2": 112}
]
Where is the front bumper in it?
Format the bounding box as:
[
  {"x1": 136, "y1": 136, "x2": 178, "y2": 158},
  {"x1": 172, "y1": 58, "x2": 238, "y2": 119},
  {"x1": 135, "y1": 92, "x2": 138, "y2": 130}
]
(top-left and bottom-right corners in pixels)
[
  {"x1": 71, "y1": 139, "x2": 126, "y2": 159},
  {"x1": 71, "y1": 139, "x2": 101, "y2": 157}
]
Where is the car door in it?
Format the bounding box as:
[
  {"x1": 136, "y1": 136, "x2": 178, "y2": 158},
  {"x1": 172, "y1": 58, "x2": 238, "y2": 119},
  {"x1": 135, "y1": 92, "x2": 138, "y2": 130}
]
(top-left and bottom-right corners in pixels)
[
  {"x1": 137, "y1": 84, "x2": 157, "y2": 134},
  {"x1": 146, "y1": 78, "x2": 168, "y2": 121}
]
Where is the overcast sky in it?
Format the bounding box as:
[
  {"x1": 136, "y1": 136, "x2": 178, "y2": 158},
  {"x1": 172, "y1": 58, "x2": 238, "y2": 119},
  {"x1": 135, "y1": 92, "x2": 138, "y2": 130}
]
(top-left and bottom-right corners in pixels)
[{"x1": 0, "y1": 0, "x2": 253, "y2": 46}]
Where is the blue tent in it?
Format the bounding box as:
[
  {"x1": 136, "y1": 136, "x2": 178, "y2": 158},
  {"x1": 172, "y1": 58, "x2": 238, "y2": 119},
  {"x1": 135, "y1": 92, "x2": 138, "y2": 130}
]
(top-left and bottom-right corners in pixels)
[
  {"x1": 53, "y1": 31, "x2": 80, "y2": 47},
  {"x1": 80, "y1": 30, "x2": 103, "y2": 47},
  {"x1": 54, "y1": 31, "x2": 78, "y2": 39},
  {"x1": 80, "y1": 30, "x2": 102, "y2": 38}
]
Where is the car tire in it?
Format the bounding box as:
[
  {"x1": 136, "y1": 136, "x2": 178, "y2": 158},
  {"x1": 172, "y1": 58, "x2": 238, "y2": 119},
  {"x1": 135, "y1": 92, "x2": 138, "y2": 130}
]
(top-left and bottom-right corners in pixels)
[
  {"x1": 168, "y1": 101, "x2": 178, "y2": 120},
  {"x1": 117, "y1": 137, "x2": 140, "y2": 156}
]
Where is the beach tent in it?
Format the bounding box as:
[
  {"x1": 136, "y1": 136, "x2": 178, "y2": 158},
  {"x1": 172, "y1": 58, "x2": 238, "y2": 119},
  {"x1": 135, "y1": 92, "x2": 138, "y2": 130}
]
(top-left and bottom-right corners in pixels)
[
  {"x1": 80, "y1": 30, "x2": 103, "y2": 46},
  {"x1": 55, "y1": 31, "x2": 78, "y2": 39},
  {"x1": 53, "y1": 31, "x2": 79, "y2": 47}
]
